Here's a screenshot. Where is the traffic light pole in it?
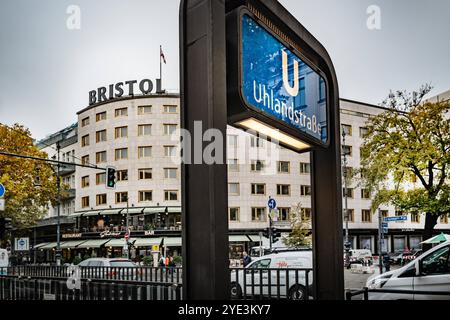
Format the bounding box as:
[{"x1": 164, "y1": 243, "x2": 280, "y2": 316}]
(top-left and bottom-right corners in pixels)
[{"x1": 55, "y1": 142, "x2": 61, "y2": 266}]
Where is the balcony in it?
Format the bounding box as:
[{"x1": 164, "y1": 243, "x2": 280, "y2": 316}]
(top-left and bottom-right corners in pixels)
[{"x1": 59, "y1": 163, "x2": 76, "y2": 175}]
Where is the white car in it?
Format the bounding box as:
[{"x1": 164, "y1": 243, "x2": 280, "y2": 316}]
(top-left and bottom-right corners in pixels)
[
  {"x1": 366, "y1": 240, "x2": 450, "y2": 300},
  {"x1": 230, "y1": 251, "x2": 313, "y2": 300},
  {"x1": 78, "y1": 258, "x2": 138, "y2": 280}
]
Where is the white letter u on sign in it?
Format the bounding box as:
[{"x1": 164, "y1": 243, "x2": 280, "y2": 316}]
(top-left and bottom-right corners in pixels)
[{"x1": 282, "y1": 51, "x2": 299, "y2": 97}]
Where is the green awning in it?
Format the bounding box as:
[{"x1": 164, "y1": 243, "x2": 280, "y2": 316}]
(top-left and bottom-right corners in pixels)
[
  {"x1": 167, "y1": 207, "x2": 182, "y2": 213},
  {"x1": 70, "y1": 212, "x2": 85, "y2": 218},
  {"x1": 77, "y1": 239, "x2": 110, "y2": 249},
  {"x1": 229, "y1": 235, "x2": 250, "y2": 243},
  {"x1": 163, "y1": 237, "x2": 182, "y2": 247},
  {"x1": 82, "y1": 211, "x2": 102, "y2": 217},
  {"x1": 33, "y1": 242, "x2": 49, "y2": 249},
  {"x1": 134, "y1": 238, "x2": 163, "y2": 248},
  {"x1": 143, "y1": 207, "x2": 165, "y2": 214},
  {"x1": 60, "y1": 240, "x2": 88, "y2": 249},
  {"x1": 247, "y1": 235, "x2": 268, "y2": 242},
  {"x1": 40, "y1": 242, "x2": 64, "y2": 250},
  {"x1": 124, "y1": 208, "x2": 145, "y2": 215},
  {"x1": 105, "y1": 238, "x2": 137, "y2": 248},
  {"x1": 102, "y1": 209, "x2": 124, "y2": 216}
]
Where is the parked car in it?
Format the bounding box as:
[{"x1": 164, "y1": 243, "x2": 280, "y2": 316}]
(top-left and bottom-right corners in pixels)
[
  {"x1": 346, "y1": 249, "x2": 373, "y2": 267},
  {"x1": 391, "y1": 249, "x2": 423, "y2": 265},
  {"x1": 366, "y1": 240, "x2": 450, "y2": 300},
  {"x1": 78, "y1": 258, "x2": 138, "y2": 280},
  {"x1": 230, "y1": 251, "x2": 313, "y2": 300}
]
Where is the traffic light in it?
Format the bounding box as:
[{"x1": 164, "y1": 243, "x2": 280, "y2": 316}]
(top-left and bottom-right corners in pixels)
[
  {"x1": 272, "y1": 228, "x2": 281, "y2": 244},
  {"x1": 262, "y1": 227, "x2": 270, "y2": 239},
  {"x1": 106, "y1": 167, "x2": 116, "y2": 189}
]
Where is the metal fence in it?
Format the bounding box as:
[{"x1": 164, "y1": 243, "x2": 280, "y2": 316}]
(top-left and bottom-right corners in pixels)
[
  {"x1": 0, "y1": 266, "x2": 314, "y2": 301},
  {"x1": 346, "y1": 287, "x2": 450, "y2": 300}
]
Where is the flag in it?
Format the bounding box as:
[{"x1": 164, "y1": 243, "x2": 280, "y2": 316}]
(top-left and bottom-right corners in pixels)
[{"x1": 160, "y1": 46, "x2": 167, "y2": 64}]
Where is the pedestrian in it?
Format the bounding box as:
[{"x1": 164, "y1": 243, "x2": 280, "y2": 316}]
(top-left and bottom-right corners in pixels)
[
  {"x1": 168, "y1": 256, "x2": 176, "y2": 275},
  {"x1": 159, "y1": 255, "x2": 166, "y2": 268},
  {"x1": 382, "y1": 253, "x2": 391, "y2": 272},
  {"x1": 243, "y1": 251, "x2": 252, "y2": 267}
]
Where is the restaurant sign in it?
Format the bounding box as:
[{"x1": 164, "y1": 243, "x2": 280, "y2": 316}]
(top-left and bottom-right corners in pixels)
[{"x1": 62, "y1": 233, "x2": 82, "y2": 239}]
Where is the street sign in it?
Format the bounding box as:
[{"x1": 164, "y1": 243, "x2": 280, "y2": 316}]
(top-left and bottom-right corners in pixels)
[
  {"x1": 0, "y1": 199, "x2": 4, "y2": 211},
  {"x1": 15, "y1": 238, "x2": 29, "y2": 251},
  {"x1": 152, "y1": 245, "x2": 160, "y2": 252},
  {"x1": 269, "y1": 209, "x2": 279, "y2": 221},
  {"x1": 382, "y1": 223, "x2": 389, "y2": 234},
  {"x1": 227, "y1": 8, "x2": 329, "y2": 151},
  {"x1": 384, "y1": 216, "x2": 408, "y2": 222},
  {"x1": 268, "y1": 198, "x2": 277, "y2": 210},
  {"x1": 0, "y1": 183, "x2": 5, "y2": 198}
]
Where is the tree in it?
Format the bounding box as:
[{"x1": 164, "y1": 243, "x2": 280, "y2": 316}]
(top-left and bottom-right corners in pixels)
[
  {"x1": 284, "y1": 203, "x2": 312, "y2": 248},
  {"x1": 0, "y1": 124, "x2": 58, "y2": 246},
  {"x1": 360, "y1": 85, "x2": 450, "y2": 249}
]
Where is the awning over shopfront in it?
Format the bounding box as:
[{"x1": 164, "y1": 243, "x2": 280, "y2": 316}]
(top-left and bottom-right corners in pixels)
[
  {"x1": 143, "y1": 207, "x2": 165, "y2": 215},
  {"x1": 167, "y1": 207, "x2": 182, "y2": 214},
  {"x1": 77, "y1": 239, "x2": 110, "y2": 249},
  {"x1": 33, "y1": 242, "x2": 49, "y2": 250},
  {"x1": 105, "y1": 238, "x2": 137, "y2": 248},
  {"x1": 40, "y1": 242, "x2": 63, "y2": 250},
  {"x1": 60, "y1": 240, "x2": 88, "y2": 249},
  {"x1": 125, "y1": 208, "x2": 145, "y2": 215},
  {"x1": 247, "y1": 235, "x2": 269, "y2": 243},
  {"x1": 229, "y1": 235, "x2": 251, "y2": 243},
  {"x1": 101, "y1": 209, "x2": 124, "y2": 216},
  {"x1": 133, "y1": 238, "x2": 163, "y2": 248},
  {"x1": 70, "y1": 212, "x2": 85, "y2": 218},
  {"x1": 163, "y1": 237, "x2": 182, "y2": 247},
  {"x1": 81, "y1": 211, "x2": 102, "y2": 217}
]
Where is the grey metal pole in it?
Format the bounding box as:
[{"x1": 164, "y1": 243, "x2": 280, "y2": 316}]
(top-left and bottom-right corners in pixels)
[
  {"x1": 56, "y1": 142, "x2": 61, "y2": 266},
  {"x1": 378, "y1": 208, "x2": 383, "y2": 274},
  {"x1": 342, "y1": 131, "x2": 350, "y2": 267},
  {"x1": 126, "y1": 196, "x2": 130, "y2": 259}
]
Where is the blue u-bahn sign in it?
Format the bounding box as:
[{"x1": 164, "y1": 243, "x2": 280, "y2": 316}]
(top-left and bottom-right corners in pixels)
[{"x1": 227, "y1": 8, "x2": 329, "y2": 150}]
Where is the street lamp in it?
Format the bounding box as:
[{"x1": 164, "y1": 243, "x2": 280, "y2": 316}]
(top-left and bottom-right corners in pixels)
[{"x1": 342, "y1": 130, "x2": 350, "y2": 268}]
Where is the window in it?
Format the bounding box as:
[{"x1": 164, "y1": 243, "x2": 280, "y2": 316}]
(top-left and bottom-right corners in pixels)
[
  {"x1": 279, "y1": 208, "x2": 290, "y2": 221},
  {"x1": 360, "y1": 127, "x2": 369, "y2": 138},
  {"x1": 138, "y1": 169, "x2": 153, "y2": 180},
  {"x1": 228, "y1": 135, "x2": 238, "y2": 148},
  {"x1": 164, "y1": 146, "x2": 177, "y2": 157},
  {"x1": 164, "y1": 168, "x2": 178, "y2": 179},
  {"x1": 300, "y1": 185, "x2": 311, "y2": 196},
  {"x1": 229, "y1": 208, "x2": 240, "y2": 222},
  {"x1": 277, "y1": 161, "x2": 290, "y2": 174},
  {"x1": 251, "y1": 184, "x2": 266, "y2": 195},
  {"x1": 138, "y1": 146, "x2": 152, "y2": 158},
  {"x1": 96, "y1": 111, "x2": 106, "y2": 122},
  {"x1": 81, "y1": 196, "x2": 89, "y2": 208},
  {"x1": 96, "y1": 130, "x2": 107, "y2": 143},
  {"x1": 341, "y1": 124, "x2": 352, "y2": 137},
  {"x1": 115, "y1": 192, "x2": 128, "y2": 204},
  {"x1": 250, "y1": 136, "x2": 265, "y2": 148},
  {"x1": 115, "y1": 108, "x2": 128, "y2": 117},
  {"x1": 343, "y1": 167, "x2": 353, "y2": 178},
  {"x1": 165, "y1": 190, "x2": 178, "y2": 201},
  {"x1": 300, "y1": 163, "x2": 311, "y2": 174},
  {"x1": 252, "y1": 208, "x2": 266, "y2": 222},
  {"x1": 343, "y1": 188, "x2": 354, "y2": 198},
  {"x1": 345, "y1": 209, "x2": 354, "y2": 222},
  {"x1": 164, "y1": 124, "x2": 177, "y2": 135},
  {"x1": 319, "y1": 78, "x2": 326, "y2": 102},
  {"x1": 81, "y1": 155, "x2": 90, "y2": 166},
  {"x1": 96, "y1": 194, "x2": 107, "y2": 206},
  {"x1": 139, "y1": 191, "x2": 153, "y2": 202},
  {"x1": 96, "y1": 151, "x2": 107, "y2": 163},
  {"x1": 361, "y1": 189, "x2": 370, "y2": 200},
  {"x1": 411, "y1": 212, "x2": 420, "y2": 223},
  {"x1": 115, "y1": 148, "x2": 128, "y2": 160},
  {"x1": 342, "y1": 145, "x2": 353, "y2": 157},
  {"x1": 395, "y1": 210, "x2": 404, "y2": 217},
  {"x1": 117, "y1": 170, "x2": 128, "y2": 182},
  {"x1": 251, "y1": 160, "x2": 265, "y2": 172},
  {"x1": 228, "y1": 159, "x2": 239, "y2": 172},
  {"x1": 138, "y1": 105, "x2": 152, "y2": 115},
  {"x1": 138, "y1": 124, "x2": 152, "y2": 136},
  {"x1": 163, "y1": 105, "x2": 178, "y2": 113},
  {"x1": 81, "y1": 176, "x2": 89, "y2": 188},
  {"x1": 362, "y1": 210, "x2": 372, "y2": 223},
  {"x1": 277, "y1": 184, "x2": 291, "y2": 196},
  {"x1": 421, "y1": 246, "x2": 450, "y2": 275},
  {"x1": 228, "y1": 183, "x2": 240, "y2": 196},
  {"x1": 381, "y1": 210, "x2": 389, "y2": 219},
  {"x1": 115, "y1": 126, "x2": 128, "y2": 139},
  {"x1": 81, "y1": 117, "x2": 90, "y2": 127},
  {"x1": 81, "y1": 135, "x2": 90, "y2": 147},
  {"x1": 441, "y1": 216, "x2": 449, "y2": 224},
  {"x1": 96, "y1": 173, "x2": 106, "y2": 185},
  {"x1": 301, "y1": 208, "x2": 312, "y2": 220}
]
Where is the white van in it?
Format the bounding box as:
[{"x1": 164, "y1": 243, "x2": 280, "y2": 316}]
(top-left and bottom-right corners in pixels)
[
  {"x1": 230, "y1": 251, "x2": 313, "y2": 300},
  {"x1": 0, "y1": 249, "x2": 9, "y2": 275},
  {"x1": 366, "y1": 240, "x2": 450, "y2": 300}
]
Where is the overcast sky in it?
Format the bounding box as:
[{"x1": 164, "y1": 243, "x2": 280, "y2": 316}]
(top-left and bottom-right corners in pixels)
[{"x1": 1, "y1": 0, "x2": 449, "y2": 140}]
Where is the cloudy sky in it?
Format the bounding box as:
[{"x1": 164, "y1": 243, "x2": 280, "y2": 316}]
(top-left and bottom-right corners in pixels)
[{"x1": 1, "y1": 0, "x2": 449, "y2": 140}]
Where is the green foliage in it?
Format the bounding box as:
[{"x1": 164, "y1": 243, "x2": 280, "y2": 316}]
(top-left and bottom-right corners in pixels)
[
  {"x1": 0, "y1": 124, "x2": 58, "y2": 234},
  {"x1": 142, "y1": 255, "x2": 153, "y2": 266},
  {"x1": 72, "y1": 256, "x2": 83, "y2": 265},
  {"x1": 283, "y1": 203, "x2": 312, "y2": 248},
  {"x1": 173, "y1": 256, "x2": 182, "y2": 266},
  {"x1": 360, "y1": 85, "x2": 450, "y2": 231}
]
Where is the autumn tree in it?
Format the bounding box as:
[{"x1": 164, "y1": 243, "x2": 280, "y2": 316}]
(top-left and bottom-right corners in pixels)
[
  {"x1": 284, "y1": 203, "x2": 312, "y2": 248},
  {"x1": 360, "y1": 85, "x2": 450, "y2": 249},
  {"x1": 0, "y1": 124, "x2": 58, "y2": 246}
]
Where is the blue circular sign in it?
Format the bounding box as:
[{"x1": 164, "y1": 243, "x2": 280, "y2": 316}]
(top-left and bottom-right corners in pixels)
[
  {"x1": 0, "y1": 184, "x2": 5, "y2": 198},
  {"x1": 268, "y1": 198, "x2": 277, "y2": 210},
  {"x1": 19, "y1": 240, "x2": 25, "y2": 246}
]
